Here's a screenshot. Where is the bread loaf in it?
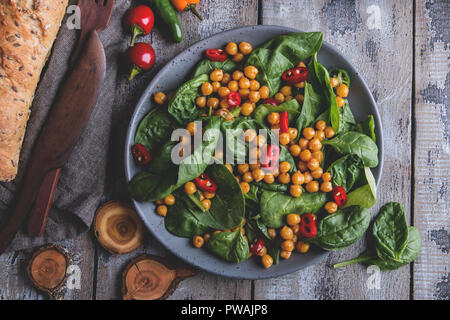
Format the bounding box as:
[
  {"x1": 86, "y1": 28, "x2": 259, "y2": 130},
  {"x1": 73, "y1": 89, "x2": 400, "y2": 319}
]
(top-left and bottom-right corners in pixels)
[{"x1": 0, "y1": 0, "x2": 68, "y2": 181}]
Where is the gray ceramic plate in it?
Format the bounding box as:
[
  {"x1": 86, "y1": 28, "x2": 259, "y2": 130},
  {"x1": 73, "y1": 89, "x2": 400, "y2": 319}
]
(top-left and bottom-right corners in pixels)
[{"x1": 125, "y1": 25, "x2": 383, "y2": 280}]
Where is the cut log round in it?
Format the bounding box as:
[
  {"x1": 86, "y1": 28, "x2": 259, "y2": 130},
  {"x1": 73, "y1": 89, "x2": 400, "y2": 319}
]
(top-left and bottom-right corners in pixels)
[
  {"x1": 122, "y1": 255, "x2": 196, "y2": 300},
  {"x1": 27, "y1": 244, "x2": 71, "y2": 294},
  {"x1": 94, "y1": 201, "x2": 144, "y2": 254}
]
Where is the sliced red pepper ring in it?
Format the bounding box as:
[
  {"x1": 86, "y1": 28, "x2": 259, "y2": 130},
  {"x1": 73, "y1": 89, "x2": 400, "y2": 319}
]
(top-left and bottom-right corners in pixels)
[
  {"x1": 194, "y1": 173, "x2": 218, "y2": 193},
  {"x1": 332, "y1": 186, "x2": 347, "y2": 207},
  {"x1": 227, "y1": 91, "x2": 241, "y2": 109},
  {"x1": 299, "y1": 213, "x2": 317, "y2": 238},
  {"x1": 131, "y1": 143, "x2": 152, "y2": 166},
  {"x1": 281, "y1": 66, "x2": 309, "y2": 85},
  {"x1": 261, "y1": 145, "x2": 280, "y2": 171},
  {"x1": 262, "y1": 98, "x2": 280, "y2": 106},
  {"x1": 205, "y1": 49, "x2": 227, "y2": 62},
  {"x1": 250, "y1": 238, "x2": 265, "y2": 255},
  {"x1": 280, "y1": 111, "x2": 289, "y2": 134}
]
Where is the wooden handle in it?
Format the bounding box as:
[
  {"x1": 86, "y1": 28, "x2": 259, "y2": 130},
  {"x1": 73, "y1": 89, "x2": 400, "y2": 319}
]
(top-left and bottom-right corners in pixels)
[{"x1": 27, "y1": 169, "x2": 61, "y2": 237}]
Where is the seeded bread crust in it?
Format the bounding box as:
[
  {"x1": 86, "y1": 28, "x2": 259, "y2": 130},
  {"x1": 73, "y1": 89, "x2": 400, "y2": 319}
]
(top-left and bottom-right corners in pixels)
[{"x1": 0, "y1": 0, "x2": 68, "y2": 181}]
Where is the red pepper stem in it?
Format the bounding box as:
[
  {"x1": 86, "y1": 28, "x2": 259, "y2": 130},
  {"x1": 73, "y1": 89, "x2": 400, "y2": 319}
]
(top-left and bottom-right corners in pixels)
[
  {"x1": 130, "y1": 25, "x2": 143, "y2": 47},
  {"x1": 186, "y1": 4, "x2": 203, "y2": 21},
  {"x1": 128, "y1": 66, "x2": 142, "y2": 83}
]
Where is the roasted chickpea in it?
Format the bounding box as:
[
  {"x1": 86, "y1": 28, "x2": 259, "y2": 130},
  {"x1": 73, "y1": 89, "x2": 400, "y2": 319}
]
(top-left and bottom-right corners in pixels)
[
  {"x1": 225, "y1": 42, "x2": 238, "y2": 55},
  {"x1": 232, "y1": 70, "x2": 244, "y2": 81},
  {"x1": 267, "y1": 112, "x2": 280, "y2": 125},
  {"x1": 308, "y1": 138, "x2": 322, "y2": 152},
  {"x1": 294, "y1": 81, "x2": 305, "y2": 89},
  {"x1": 315, "y1": 120, "x2": 327, "y2": 131},
  {"x1": 296, "y1": 241, "x2": 310, "y2": 253},
  {"x1": 289, "y1": 144, "x2": 301, "y2": 157},
  {"x1": 241, "y1": 102, "x2": 255, "y2": 116},
  {"x1": 218, "y1": 86, "x2": 230, "y2": 98},
  {"x1": 196, "y1": 96, "x2": 207, "y2": 108},
  {"x1": 279, "y1": 85, "x2": 292, "y2": 96},
  {"x1": 292, "y1": 234, "x2": 298, "y2": 243},
  {"x1": 306, "y1": 180, "x2": 319, "y2": 193},
  {"x1": 278, "y1": 172, "x2": 291, "y2": 184},
  {"x1": 330, "y1": 77, "x2": 339, "y2": 88},
  {"x1": 239, "y1": 77, "x2": 250, "y2": 89},
  {"x1": 298, "y1": 138, "x2": 309, "y2": 149},
  {"x1": 280, "y1": 250, "x2": 292, "y2": 260},
  {"x1": 186, "y1": 122, "x2": 197, "y2": 135},
  {"x1": 240, "y1": 181, "x2": 250, "y2": 194},
  {"x1": 279, "y1": 161, "x2": 291, "y2": 173},
  {"x1": 280, "y1": 226, "x2": 294, "y2": 240},
  {"x1": 311, "y1": 167, "x2": 324, "y2": 180},
  {"x1": 227, "y1": 80, "x2": 239, "y2": 92},
  {"x1": 154, "y1": 92, "x2": 167, "y2": 104},
  {"x1": 259, "y1": 86, "x2": 270, "y2": 99},
  {"x1": 249, "y1": 162, "x2": 260, "y2": 171},
  {"x1": 204, "y1": 191, "x2": 215, "y2": 199},
  {"x1": 291, "y1": 171, "x2": 305, "y2": 185},
  {"x1": 295, "y1": 94, "x2": 304, "y2": 104},
  {"x1": 201, "y1": 82, "x2": 213, "y2": 96},
  {"x1": 297, "y1": 160, "x2": 308, "y2": 172},
  {"x1": 244, "y1": 65, "x2": 259, "y2": 79},
  {"x1": 285, "y1": 95, "x2": 294, "y2": 101},
  {"x1": 211, "y1": 81, "x2": 221, "y2": 93},
  {"x1": 336, "y1": 96, "x2": 345, "y2": 108},
  {"x1": 222, "y1": 73, "x2": 231, "y2": 85},
  {"x1": 307, "y1": 158, "x2": 320, "y2": 171},
  {"x1": 239, "y1": 88, "x2": 250, "y2": 100},
  {"x1": 297, "y1": 61, "x2": 306, "y2": 68},
  {"x1": 225, "y1": 164, "x2": 233, "y2": 173},
  {"x1": 248, "y1": 90, "x2": 260, "y2": 103},
  {"x1": 302, "y1": 127, "x2": 315, "y2": 140},
  {"x1": 242, "y1": 171, "x2": 254, "y2": 183},
  {"x1": 258, "y1": 246, "x2": 268, "y2": 257},
  {"x1": 304, "y1": 171, "x2": 313, "y2": 184},
  {"x1": 156, "y1": 205, "x2": 167, "y2": 217},
  {"x1": 239, "y1": 42, "x2": 253, "y2": 55},
  {"x1": 261, "y1": 254, "x2": 273, "y2": 268},
  {"x1": 203, "y1": 233, "x2": 211, "y2": 242},
  {"x1": 279, "y1": 132, "x2": 291, "y2": 145},
  {"x1": 300, "y1": 149, "x2": 312, "y2": 162},
  {"x1": 315, "y1": 130, "x2": 325, "y2": 141},
  {"x1": 248, "y1": 147, "x2": 260, "y2": 161},
  {"x1": 324, "y1": 201, "x2": 338, "y2": 214},
  {"x1": 207, "y1": 97, "x2": 219, "y2": 109},
  {"x1": 164, "y1": 194, "x2": 175, "y2": 206},
  {"x1": 184, "y1": 181, "x2": 197, "y2": 195},
  {"x1": 193, "y1": 235, "x2": 204, "y2": 248},
  {"x1": 237, "y1": 164, "x2": 249, "y2": 175},
  {"x1": 292, "y1": 224, "x2": 301, "y2": 235},
  {"x1": 281, "y1": 240, "x2": 295, "y2": 252},
  {"x1": 219, "y1": 99, "x2": 229, "y2": 109},
  {"x1": 264, "y1": 173, "x2": 275, "y2": 184},
  {"x1": 286, "y1": 213, "x2": 301, "y2": 226},
  {"x1": 289, "y1": 128, "x2": 298, "y2": 141},
  {"x1": 249, "y1": 80, "x2": 260, "y2": 91},
  {"x1": 253, "y1": 135, "x2": 265, "y2": 148},
  {"x1": 290, "y1": 184, "x2": 303, "y2": 198},
  {"x1": 311, "y1": 151, "x2": 324, "y2": 163},
  {"x1": 201, "y1": 199, "x2": 211, "y2": 210},
  {"x1": 336, "y1": 84, "x2": 349, "y2": 98},
  {"x1": 210, "y1": 69, "x2": 223, "y2": 82},
  {"x1": 320, "y1": 181, "x2": 333, "y2": 193},
  {"x1": 244, "y1": 129, "x2": 257, "y2": 142},
  {"x1": 267, "y1": 228, "x2": 276, "y2": 240},
  {"x1": 274, "y1": 92, "x2": 285, "y2": 104},
  {"x1": 324, "y1": 126, "x2": 335, "y2": 138},
  {"x1": 252, "y1": 168, "x2": 265, "y2": 182},
  {"x1": 232, "y1": 52, "x2": 244, "y2": 63},
  {"x1": 322, "y1": 172, "x2": 332, "y2": 182}
]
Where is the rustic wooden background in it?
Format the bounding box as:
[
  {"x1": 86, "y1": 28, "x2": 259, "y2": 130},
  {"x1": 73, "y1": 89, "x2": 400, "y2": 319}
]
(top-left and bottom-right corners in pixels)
[{"x1": 0, "y1": 0, "x2": 448, "y2": 300}]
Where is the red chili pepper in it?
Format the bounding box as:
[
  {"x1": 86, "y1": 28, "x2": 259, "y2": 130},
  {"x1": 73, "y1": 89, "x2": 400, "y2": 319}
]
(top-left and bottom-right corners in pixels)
[
  {"x1": 194, "y1": 173, "x2": 218, "y2": 193},
  {"x1": 250, "y1": 238, "x2": 265, "y2": 255},
  {"x1": 299, "y1": 213, "x2": 317, "y2": 238},
  {"x1": 131, "y1": 144, "x2": 152, "y2": 166},
  {"x1": 123, "y1": 5, "x2": 155, "y2": 46},
  {"x1": 280, "y1": 111, "x2": 289, "y2": 134},
  {"x1": 205, "y1": 49, "x2": 227, "y2": 62},
  {"x1": 261, "y1": 145, "x2": 280, "y2": 171},
  {"x1": 281, "y1": 66, "x2": 309, "y2": 85},
  {"x1": 332, "y1": 186, "x2": 347, "y2": 207},
  {"x1": 227, "y1": 91, "x2": 241, "y2": 109},
  {"x1": 262, "y1": 98, "x2": 280, "y2": 106},
  {"x1": 125, "y1": 42, "x2": 156, "y2": 82}
]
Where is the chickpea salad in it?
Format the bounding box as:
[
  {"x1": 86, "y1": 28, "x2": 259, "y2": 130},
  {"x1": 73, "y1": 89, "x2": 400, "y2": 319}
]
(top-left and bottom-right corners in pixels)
[{"x1": 128, "y1": 32, "x2": 381, "y2": 269}]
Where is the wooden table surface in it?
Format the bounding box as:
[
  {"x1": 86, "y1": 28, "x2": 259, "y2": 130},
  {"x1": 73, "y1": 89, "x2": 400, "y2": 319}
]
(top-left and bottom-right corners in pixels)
[{"x1": 0, "y1": 0, "x2": 448, "y2": 300}]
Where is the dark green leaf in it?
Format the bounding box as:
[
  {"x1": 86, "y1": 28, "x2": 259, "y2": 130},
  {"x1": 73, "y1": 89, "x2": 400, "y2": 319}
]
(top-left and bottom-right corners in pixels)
[
  {"x1": 253, "y1": 99, "x2": 301, "y2": 125},
  {"x1": 327, "y1": 154, "x2": 365, "y2": 192},
  {"x1": 192, "y1": 59, "x2": 237, "y2": 78},
  {"x1": 295, "y1": 82, "x2": 324, "y2": 136},
  {"x1": 206, "y1": 228, "x2": 249, "y2": 263}
]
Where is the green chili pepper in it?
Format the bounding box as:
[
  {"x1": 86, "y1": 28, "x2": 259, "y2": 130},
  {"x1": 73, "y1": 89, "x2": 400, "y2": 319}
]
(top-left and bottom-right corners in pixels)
[{"x1": 147, "y1": 0, "x2": 183, "y2": 43}]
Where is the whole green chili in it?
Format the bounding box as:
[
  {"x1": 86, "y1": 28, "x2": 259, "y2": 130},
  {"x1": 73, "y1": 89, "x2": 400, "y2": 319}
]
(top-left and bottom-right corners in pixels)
[{"x1": 146, "y1": 0, "x2": 183, "y2": 43}]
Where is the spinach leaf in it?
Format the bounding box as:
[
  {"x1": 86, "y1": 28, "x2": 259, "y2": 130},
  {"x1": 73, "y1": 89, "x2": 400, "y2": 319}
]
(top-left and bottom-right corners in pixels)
[
  {"x1": 135, "y1": 106, "x2": 177, "y2": 151},
  {"x1": 322, "y1": 131, "x2": 379, "y2": 168},
  {"x1": 260, "y1": 190, "x2": 327, "y2": 228},
  {"x1": 245, "y1": 215, "x2": 271, "y2": 244},
  {"x1": 311, "y1": 205, "x2": 370, "y2": 251},
  {"x1": 168, "y1": 73, "x2": 208, "y2": 125},
  {"x1": 372, "y1": 202, "x2": 409, "y2": 261},
  {"x1": 356, "y1": 115, "x2": 376, "y2": 143},
  {"x1": 192, "y1": 59, "x2": 237, "y2": 78},
  {"x1": 267, "y1": 235, "x2": 283, "y2": 265},
  {"x1": 252, "y1": 181, "x2": 288, "y2": 193},
  {"x1": 278, "y1": 145, "x2": 297, "y2": 174},
  {"x1": 206, "y1": 228, "x2": 249, "y2": 263},
  {"x1": 327, "y1": 154, "x2": 364, "y2": 192},
  {"x1": 246, "y1": 32, "x2": 323, "y2": 96},
  {"x1": 295, "y1": 82, "x2": 324, "y2": 136},
  {"x1": 343, "y1": 167, "x2": 377, "y2": 209},
  {"x1": 253, "y1": 99, "x2": 301, "y2": 125},
  {"x1": 329, "y1": 68, "x2": 350, "y2": 87},
  {"x1": 337, "y1": 100, "x2": 357, "y2": 133}
]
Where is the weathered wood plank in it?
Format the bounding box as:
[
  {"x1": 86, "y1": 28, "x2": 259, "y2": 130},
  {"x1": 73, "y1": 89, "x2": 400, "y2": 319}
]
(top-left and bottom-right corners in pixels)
[
  {"x1": 94, "y1": 0, "x2": 258, "y2": 300},
  {"x1": 413, "y1": 0, "x2": 450, "y2": 301},
  {"x1": 256, "y1": 0, "x2": 413, "y2": 300},
  {"x1": 0, "y1": 233, "x2": 95, "y2": 300}
]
